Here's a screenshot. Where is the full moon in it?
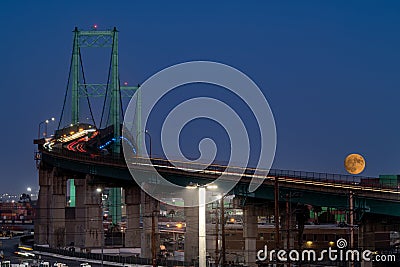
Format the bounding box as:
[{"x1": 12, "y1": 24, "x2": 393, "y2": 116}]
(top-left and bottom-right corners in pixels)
[{"x1": 344, "y1": 154, "x2": 366, "y2": 175}]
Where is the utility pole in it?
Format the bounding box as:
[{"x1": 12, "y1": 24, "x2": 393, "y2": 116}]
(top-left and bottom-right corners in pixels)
[
  {"x1": 349, "y1": 191, "x2": 354, "y2": 248},
  {"x1": 96, "y1": 188, "x2": 104, "y2": 267},
  {"x1": 286, "y1": 193, "x2": 290, "y2": 251},
  {"x1": 221, "y1": 196, "x2": 226, "y2": 267},
  {"x1": 274, "y1": 176, "x2": 280, "y2": 249},
  {"x1": 152, "y1": 210, "x2": 156, "y2": 267},
  {"x1": 101, "y1": 211, "x2": 104, "y2": 267},
  {"x1": 215, "y1": 204, "x2": 219, "y2": 264},
  {"x1": 349, "y1": 191, "x2": 355, "y2": 267}
]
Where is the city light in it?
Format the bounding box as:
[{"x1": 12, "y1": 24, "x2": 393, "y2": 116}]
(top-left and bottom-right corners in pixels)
[
  {"x1": 206, "y1": 184, "x2": 218, "y2": 189},
  {"x1": 27, "y1": 187, "x2": 31, "y2": 192},
  {"x1": 186, "y1": 182, "x2": 198, "y2": 189}
]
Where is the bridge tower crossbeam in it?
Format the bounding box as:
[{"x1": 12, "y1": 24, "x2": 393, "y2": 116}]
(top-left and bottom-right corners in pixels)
[{"x1": 70, "y1": 26, "x2": 139, "y2": 154}]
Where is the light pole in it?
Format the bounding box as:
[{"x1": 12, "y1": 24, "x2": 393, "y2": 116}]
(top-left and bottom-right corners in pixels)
[
  {"x1": 145, "y1": 130, "x2": 152, "y2": 158},
  {"x1": 152, "y1": 210, "x2": 157, "y2": 267},
  {"x1": 187, "y1": 183, "x2": 218, "y2": 267},
  {"x1": 135, "y1": 129, "x2": 152, "y2": 158},
  {"x1": 274, "y1": 176, "x2": 280, "y2": 249},
  {"x1": 45, "y1": 117, "x2": 56, "y2": 137},
  {"x1": 38, "y1": 117, "x2": 55, "y2": 138},
  {"x1": 199, "y1": 186, "x2": 206, "y2": 267},
  {"x1": 220, "y1": 195, "x2": 226, "y2": 267},
  {"x1": 96, "y1": 188, "x2": 104, "y2": 267}
]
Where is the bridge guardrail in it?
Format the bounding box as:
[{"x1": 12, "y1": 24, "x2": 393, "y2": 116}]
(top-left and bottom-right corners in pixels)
[
  {"x1": 33, "y1": 245, "x2": 246, "y2": 267},
  {"x1": 40, "y1": 147, "x2": 400, "y2": 193}
]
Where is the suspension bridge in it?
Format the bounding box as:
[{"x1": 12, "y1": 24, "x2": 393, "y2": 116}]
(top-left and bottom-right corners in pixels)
[{"x1": 34, "y1": 26, "x2": 400, "y2": 266}]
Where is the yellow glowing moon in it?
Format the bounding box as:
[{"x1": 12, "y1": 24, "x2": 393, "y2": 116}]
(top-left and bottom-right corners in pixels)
[{"x1": 344, "y1": 154, "x2": 365, "y2": 175}]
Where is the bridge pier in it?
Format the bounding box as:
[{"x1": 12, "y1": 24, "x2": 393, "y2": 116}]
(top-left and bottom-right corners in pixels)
[
  {"x1": 74, "y1": 177, "x2": 87, "y2": 248},
  {"x1": 83, "y1": 175, "x2": 103, "y2": 249},
  {"x1": 141, "y1": 190, "x2": 160, "y2": 259},
  {"x1": 124, "y1": 185, "x2": 141, "y2": 248},
  {"x1": 70, "y1": 174, "x2": 103, "y2": 250},
  {"x1": 35, "y1": 166, "x2": 67, "y2": 247},
  {"x1": 243, "y1": 205, "x2": 258, "y2": 267},
  {"x1": 184, "y1": 206, "x2": 199, "y2": 263},
  {"x1": 184, "y1": 196, "x2": 199, "y2": 264},
  {"x1": 48, "y1": 171, "x2": 66, "y2": 248},
  {"x1": 35, "y1": 165, "x2": 53, "y2": 245}
]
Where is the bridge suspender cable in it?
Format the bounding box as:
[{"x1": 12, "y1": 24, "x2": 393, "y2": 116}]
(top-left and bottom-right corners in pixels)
[
  {"x1": 99, "y1": 37, "x2": 113, "y2": 129},
  {"x1": 79, "y1": 49, "x2": 96, "y2": 128},
  {"x1": 57, "y1": 36, "x2": 75, "y2": 130}
]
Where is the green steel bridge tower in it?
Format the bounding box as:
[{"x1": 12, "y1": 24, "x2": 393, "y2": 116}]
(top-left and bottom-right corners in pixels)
[{"x1": 66, "y1": 26, "x2": 139, "y2": 224}]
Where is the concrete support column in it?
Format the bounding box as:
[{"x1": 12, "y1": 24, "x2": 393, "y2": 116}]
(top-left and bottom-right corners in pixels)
[
  {"x1": 184, "y1": 197, "x2": 199, "y2": 264},
  {"x1": 35, "y1": 166, "x2": 52, "y2": 245},
  {"x1": 141, "y1": 190, "x2": 160, "y2": 259},
  {"x1": 74, "y1": 178, "x2": 86, "y2": 248},
  {"x1": 48, "y1": 170, "x2": 66, "y2": 248},
  {"x1": 125, "y1": 185, "x2": 141, "y2": 248},
  {"x1": 84, "y1": 175, "x2": 102, "y2": 249},
  {"x1": 243, "y1": 205, "x2": 258, "y2": 267},
  {"x1": 109, "y1": 187, "x2": 122, "y2": 224}
]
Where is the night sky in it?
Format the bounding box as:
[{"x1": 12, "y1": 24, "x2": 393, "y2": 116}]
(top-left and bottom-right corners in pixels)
[{"x1": 1, "y1": 1, "x2": 400, "y2": 194}]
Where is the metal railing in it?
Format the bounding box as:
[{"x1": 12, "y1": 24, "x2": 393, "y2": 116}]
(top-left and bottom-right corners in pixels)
[
  {"x1": 33, "y1": 245, "x2": 245, "y2": 267},
  {"x1": 39, "y1": 146, "x2": 400, "y2": 194}
]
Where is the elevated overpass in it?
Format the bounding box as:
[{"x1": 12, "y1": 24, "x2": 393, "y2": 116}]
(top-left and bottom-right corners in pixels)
[
  {"x1": 33, "y1": 26, "x2": 400, "y2": 266},
  {"x1": 35, "y1": 138, "x2": 400, "y2": 265},
  {"x1": 39, "y1": 143, "x2": 400, "y2": 216}
]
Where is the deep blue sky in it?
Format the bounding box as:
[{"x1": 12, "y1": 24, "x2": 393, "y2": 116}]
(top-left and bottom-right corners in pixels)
[{"x1": 1, "y1": 1, "x2": 400, "y2": 194}]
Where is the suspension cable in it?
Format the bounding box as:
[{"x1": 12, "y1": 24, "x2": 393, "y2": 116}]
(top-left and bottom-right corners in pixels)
[
  {"x1": 99, "y1": 39, "x2": 114, "y2": 128},
  {"x1": 79, "y1": 49, "x2": 96, "y2": 128},
  {"x1": 57, "y1": 35, "x2": 75, "y2": 130}
]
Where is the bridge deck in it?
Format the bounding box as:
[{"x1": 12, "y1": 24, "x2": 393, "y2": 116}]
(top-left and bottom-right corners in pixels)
[{"x1": 39, "y1": 146, "x2": 400, "y2": 199}]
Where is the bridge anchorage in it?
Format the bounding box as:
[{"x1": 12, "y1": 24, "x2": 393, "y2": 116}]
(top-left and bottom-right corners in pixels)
[{"x1": 34, "y1": 26, "x2": 400, "y2": 266}]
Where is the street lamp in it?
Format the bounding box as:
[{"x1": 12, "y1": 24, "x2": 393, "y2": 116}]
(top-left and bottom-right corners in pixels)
[
  {"x1": 38, "y1": 117, "x2": 55, "y2": 139},
  {"x1": 145, "y1": 130, "x2": 152, "y2": 158},
  {"x1": 135, "y1": 130, "x2": 152, "y2": 158},
  {"x1": 186, "y1": 183, "x2": 218, "y2": 267},
  {"x1": 96, "y1": 187, "x2": 104, "y2": 267}
]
